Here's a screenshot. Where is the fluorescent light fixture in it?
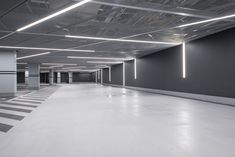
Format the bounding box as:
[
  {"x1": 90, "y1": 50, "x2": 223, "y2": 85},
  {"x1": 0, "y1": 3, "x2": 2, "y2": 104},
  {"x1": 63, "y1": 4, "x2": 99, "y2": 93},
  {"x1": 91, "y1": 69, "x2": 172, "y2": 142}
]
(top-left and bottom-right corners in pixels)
[
  {"x1": 178, "y1": 14, "x2": 235, "y2": 28},
  {"x1": 0, "y1": 45, "x2": 94, "y2": 52},
  {"x1": 42, "y1": 63, "x2": 77, "y2": 66},
  {"x1": 17, "y1": 0, "x2": 92, "y2": 32},
  {"x1": 123, "y1": 62, "x2": 126, "y2": 86},
  {"x1": 17, "y1": 52, "x2": 51, "y2": 60},
  {"x1": 62, "y1": 66, "x2": 86, "y2": 70},
  {"x1": 87, "y1": 61, "x2": 123, "y2": 64},
  {"x1": 109, "y1": 66, "x2": 111, "y2": 82},
  {"x1": 182, "y1": 42, "x2": 186, "y2": 79},
  {"x1": 134, "y1": 58, "x2": 137, "y2": 79},
  {"x1": 66, "y1": 35, "x2": 180, "y2": 45},
  {"x1": 67, "y1": 56, "x2": 132, "y2": 60}
]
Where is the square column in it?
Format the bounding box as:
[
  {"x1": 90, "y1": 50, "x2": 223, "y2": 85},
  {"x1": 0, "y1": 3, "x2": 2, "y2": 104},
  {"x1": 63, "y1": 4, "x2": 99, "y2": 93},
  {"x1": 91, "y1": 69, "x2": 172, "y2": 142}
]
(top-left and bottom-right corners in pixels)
[
  {"x1": 49, "y1": 69, "x2": 54, "y2": 85},
  {"x1": 0, "y1": 52, "x2": 17, "y2": 97},
  {"x1": 69, "y1": 72, "x2": 73, "y2": 84},
  {"x1": 28, "y1": 63, "x2": 40, "y2": 90},
  {"x1": 57, "y1": 72, "x2": 61, "y2": 83}
]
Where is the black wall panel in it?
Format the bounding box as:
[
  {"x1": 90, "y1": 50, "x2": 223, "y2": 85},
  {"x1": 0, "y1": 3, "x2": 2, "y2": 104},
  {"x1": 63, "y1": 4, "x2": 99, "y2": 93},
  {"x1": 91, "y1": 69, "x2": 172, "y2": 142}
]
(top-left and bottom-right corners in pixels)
[
  {"x1": 61, "y1": 72, "x2": 69, "y2": 83},
  {"x1": 17, "y1": 72, "x2": 25, "y2": 83},
  {"x1": 40, "y1": 73, "x2": 49, "y2": 83},
  {"x1": 54, "y1": 72, "x2": 58, "y2": 83},
  {"x1": 109, "y1": 27, "x2": 235, "y2": 98},
  {"x1": 72, "y1": 72, "x2": 94, "y2": 82}
]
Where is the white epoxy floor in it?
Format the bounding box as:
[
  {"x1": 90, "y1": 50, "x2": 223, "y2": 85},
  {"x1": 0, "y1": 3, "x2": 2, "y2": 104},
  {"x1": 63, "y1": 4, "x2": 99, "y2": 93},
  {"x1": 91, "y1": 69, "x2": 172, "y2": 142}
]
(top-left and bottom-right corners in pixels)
[{"x1": 0, "y1": 84, "x2": 235, "y2": 157}]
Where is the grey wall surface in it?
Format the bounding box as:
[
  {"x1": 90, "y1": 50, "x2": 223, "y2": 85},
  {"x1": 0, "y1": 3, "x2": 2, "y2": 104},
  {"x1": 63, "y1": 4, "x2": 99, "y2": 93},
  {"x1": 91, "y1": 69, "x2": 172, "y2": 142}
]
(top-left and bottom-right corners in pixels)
[{"x1": 106, "y1": 27, "x2": 235, "y2": 98}]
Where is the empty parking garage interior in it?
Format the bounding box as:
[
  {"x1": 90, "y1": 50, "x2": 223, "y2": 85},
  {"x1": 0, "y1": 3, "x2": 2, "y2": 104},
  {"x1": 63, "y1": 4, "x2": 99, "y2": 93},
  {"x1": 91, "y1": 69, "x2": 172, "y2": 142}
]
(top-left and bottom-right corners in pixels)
[{"x1": 0, "y1": 0, "x2": 235, "y2": 157}]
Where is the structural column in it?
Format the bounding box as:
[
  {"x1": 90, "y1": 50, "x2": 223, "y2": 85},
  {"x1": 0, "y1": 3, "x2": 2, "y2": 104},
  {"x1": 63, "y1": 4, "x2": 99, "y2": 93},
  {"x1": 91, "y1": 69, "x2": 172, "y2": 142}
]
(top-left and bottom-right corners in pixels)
[
  {"x1": 57, "y1": 72, "x2": 61, "y2": 83},
  {"x1": 69, "y1": 72, "x2": 73, "y2": 84},
  {"x1": 49, "y1": 69, "x2": 54, "y2": 85},
  {"x1": 0, "y1": 52, "x2": 17, "y2": 97},
  {"x1": 28, "y1": 63, "x2": 40, "y2": 90}
]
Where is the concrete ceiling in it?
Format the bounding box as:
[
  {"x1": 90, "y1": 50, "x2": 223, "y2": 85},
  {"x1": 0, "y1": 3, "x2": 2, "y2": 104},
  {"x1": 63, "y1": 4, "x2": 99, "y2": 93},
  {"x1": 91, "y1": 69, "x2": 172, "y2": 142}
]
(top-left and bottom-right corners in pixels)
[{"x1": 0, "y1": 0, "x2": 235, "y2": 71}]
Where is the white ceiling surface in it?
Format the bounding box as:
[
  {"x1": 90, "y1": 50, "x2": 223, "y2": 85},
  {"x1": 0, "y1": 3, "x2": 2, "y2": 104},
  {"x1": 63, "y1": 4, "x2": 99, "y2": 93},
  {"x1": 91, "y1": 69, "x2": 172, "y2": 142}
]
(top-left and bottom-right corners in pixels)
[{"x1": 0, "y1": 0, "x2": 235, "y2": 71}]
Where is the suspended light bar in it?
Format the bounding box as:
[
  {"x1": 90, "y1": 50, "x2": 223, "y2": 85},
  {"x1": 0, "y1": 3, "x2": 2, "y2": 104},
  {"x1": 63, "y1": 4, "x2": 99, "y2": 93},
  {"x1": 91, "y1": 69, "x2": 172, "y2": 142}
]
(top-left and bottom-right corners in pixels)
[
  {"x1": 182, "y1": 42, "x2": 186, "y2": 79},
  {"x1": 67, "y1": 56, "x2": 132, "y2": 60},
  {"x1": 17, "y1": 52, "x2": 51, "y2": 60},
  {"x1": 134, "y1": 58, "x2": 137, "y2": 79},
  {"x1": 178, "y1": 13, "x2": 235, "y2": 28},
  {"x1": 65, "y1": 35, "x2": 180, "y2": 45},
  {"x1": 87, "y1": 61, "x2": 123, "y2": 64},
  {"x1": 0, "y1": 45, "x2": 94, "y2": 52},
  {"x1": 42, "y1": 63, "x2": 77, "y2": 66},
  {"x1": 16, "y1": 0, "x2": 92, "y2": 32}
]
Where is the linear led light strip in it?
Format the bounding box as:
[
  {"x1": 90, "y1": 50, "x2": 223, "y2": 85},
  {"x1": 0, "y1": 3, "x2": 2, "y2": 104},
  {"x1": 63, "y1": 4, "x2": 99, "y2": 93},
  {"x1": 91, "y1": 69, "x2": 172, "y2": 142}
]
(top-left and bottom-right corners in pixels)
[
  {"x1": 42, "y1": 63, "x2": 77, "y2": 66},
  {"x1": 134, "y1": 58, "x2": 137, "y2": 79},
  {"x1": 0, "y1": 46, "x2": 94, "y2": 52},
  {"x1": 87, "y1": 61, "x2": 123, "y2": 64},
  {"x1": 66, "y1": 35, "x2": 179, "y2": 45},
  {"x1": 67, "y1": 56, "x2": 133, "y2": 60},
  {"x1": 178, "y1": 14, "x2": 235, "y2": 28},
  {"x1": 16, "y1": 0, "x2": 92, "y2": 32},
  {"x1": 17, "y1": 52, "x2": 51, "y2": 60},
  {"x1": 182, "y1": 42, "x2": 186, "y2": 79}
]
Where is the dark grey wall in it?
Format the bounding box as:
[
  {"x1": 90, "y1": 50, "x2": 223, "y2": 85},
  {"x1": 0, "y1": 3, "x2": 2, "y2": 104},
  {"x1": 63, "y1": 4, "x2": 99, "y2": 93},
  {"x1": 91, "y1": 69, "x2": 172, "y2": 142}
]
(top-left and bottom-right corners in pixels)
[
  {"x1": 17, "y1": 72, "x2": 25, "y2": 83},
  {"x1": 103, "y1": 64, "x2": 123, "y2": 85},
  {"x1": 72, "y1": 72, "x2": 95, "y2": 82},
  {"x1": 40, "y1": 73, "x2": 49, "y2": 83},
  {"x1": 107, "y1": 27, "x2": 235, "y2": 98},
  {"x1": 111, "y1": 64, "x2": 123, "y2": 85},
  {"x1": 103, "y1": 68, "x2": 109, "y2": 83},
  {"x1": 61, "y1": 72, "x2": 69, "y2": 83}
]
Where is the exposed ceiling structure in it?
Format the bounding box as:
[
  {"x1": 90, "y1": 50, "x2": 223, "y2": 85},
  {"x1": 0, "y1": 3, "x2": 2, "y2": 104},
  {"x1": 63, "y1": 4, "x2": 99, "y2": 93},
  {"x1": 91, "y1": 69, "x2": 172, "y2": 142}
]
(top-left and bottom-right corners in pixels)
[{"x1": 0, "y1": 0, "x2": 235, "y2": 71}]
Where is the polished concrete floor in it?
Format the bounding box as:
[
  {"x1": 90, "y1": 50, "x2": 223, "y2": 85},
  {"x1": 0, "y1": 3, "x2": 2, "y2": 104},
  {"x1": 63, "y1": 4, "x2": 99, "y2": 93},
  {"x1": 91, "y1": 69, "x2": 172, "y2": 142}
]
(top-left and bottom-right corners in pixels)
[{"x1": 0, "y1": 84, "x2": 235, "y2": 157}]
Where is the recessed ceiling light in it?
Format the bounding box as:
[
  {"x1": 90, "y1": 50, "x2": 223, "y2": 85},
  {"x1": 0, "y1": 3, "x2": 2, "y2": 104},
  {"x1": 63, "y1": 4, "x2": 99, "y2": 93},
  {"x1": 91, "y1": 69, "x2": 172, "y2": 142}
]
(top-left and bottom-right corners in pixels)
[
  {"x1": 0, "y1": 45, "x2": 94, "y2": 52},
  {"x1": 65, "y1": 35, "x2": 180, "y2": 45},
  {"x1": 17, "y1": 52, "x2": 51, "y2": 60},
  {"x1": 16, "y1": 0, "x2": 92, "y2": 32}
]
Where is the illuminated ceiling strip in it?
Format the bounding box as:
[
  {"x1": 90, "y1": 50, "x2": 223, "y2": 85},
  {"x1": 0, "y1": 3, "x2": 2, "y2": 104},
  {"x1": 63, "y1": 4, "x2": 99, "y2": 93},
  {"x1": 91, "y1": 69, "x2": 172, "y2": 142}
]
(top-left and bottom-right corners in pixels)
[
  {"x1": 87, "y1": 61, "x2": 123, "y2": 64},
  {"x1": 17, "y1": 52, "x2": 51, "y2": 60},
  {"x1": 65, "y1": 35, "x2": 180, "y2": 45},
  {"x1": 17, "y1": 0, "x2": 92, "y2": 32},
  {"x1": 0, "y1": 46, "x2": 94, "y2": 52},
  {"x1": 178, "y1": 14, "x2": 235, "y2": 28},
  {"x1": 42, "y1": 63, "x2": 77, "y2": 66},
  {"x1": 67, "y1": 56, "x2": 132, "y2": 60}
]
